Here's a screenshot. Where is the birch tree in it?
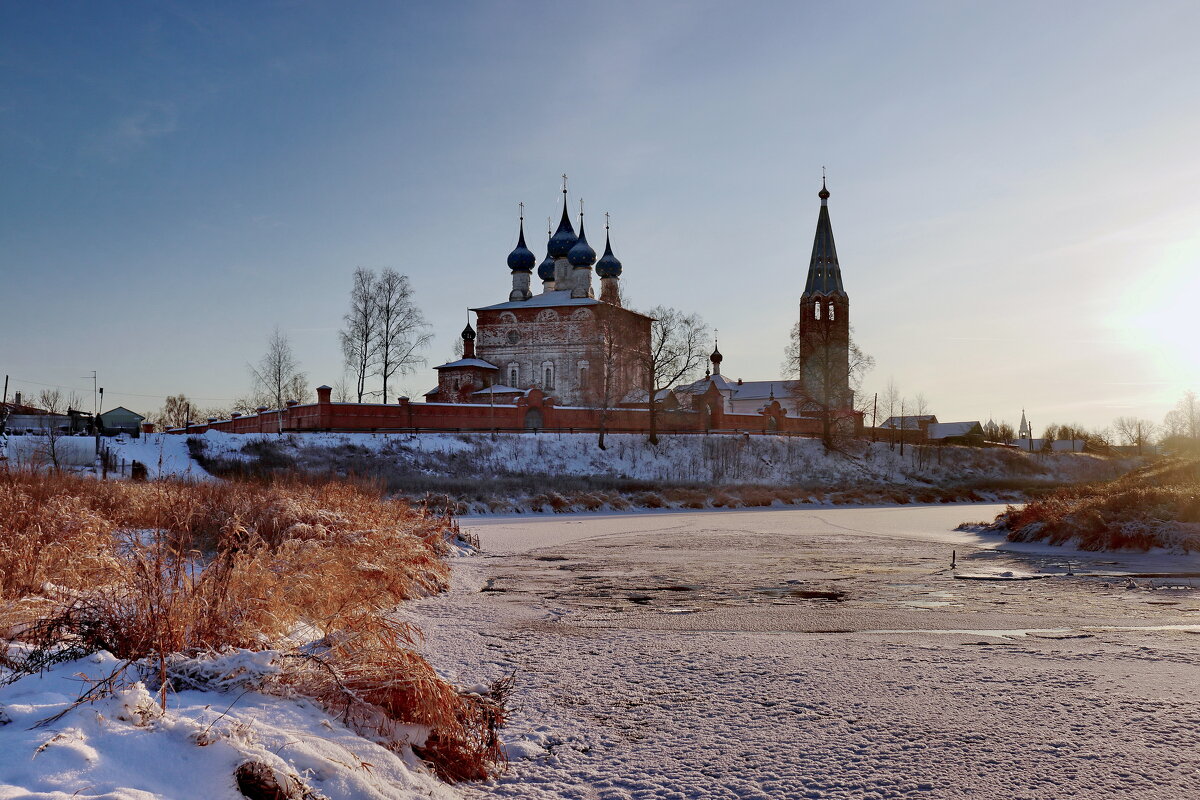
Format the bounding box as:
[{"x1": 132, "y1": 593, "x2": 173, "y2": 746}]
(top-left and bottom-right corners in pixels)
[
  {"x1": 340, "y1": 268, "x2": 381, "y2": 403},
  {"x1": 374, "y1": 270, "x2": 432, "y2": 403}
]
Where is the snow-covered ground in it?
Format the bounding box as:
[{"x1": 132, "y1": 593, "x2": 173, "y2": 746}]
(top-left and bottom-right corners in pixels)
[
  {"x1": 408, "y1": 505, "x2": 1200, "y2": 799},
  {"x1": 0, "y1": 651, "x2": 454, "y2": 800},
  {"x1": 106, "y1": 432, "x2": 1129, "y2": 510}
]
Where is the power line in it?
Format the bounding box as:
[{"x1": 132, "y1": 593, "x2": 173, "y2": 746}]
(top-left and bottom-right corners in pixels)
[{"x1": 3, "y1": 375, "x2": 240, "y2": 404}]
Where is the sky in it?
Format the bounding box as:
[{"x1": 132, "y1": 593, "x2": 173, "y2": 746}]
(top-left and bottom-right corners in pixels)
[{"x1": 3, "y1": 0, "x2": 1199, "y2": 432}]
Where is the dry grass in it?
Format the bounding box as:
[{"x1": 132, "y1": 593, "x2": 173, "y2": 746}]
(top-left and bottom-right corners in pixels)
[
  {"x1": 0, "y1": 469, "x2": 504, "y2": 781},
  {"x1": 998, "y1": 458, "x2": 1200, "y2": 551}
]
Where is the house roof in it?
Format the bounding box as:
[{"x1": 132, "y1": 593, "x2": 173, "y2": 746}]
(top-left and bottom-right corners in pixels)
[
  {"x1": 471, "y1": 289, "x2": 654, "y2": 319},
  {"x1": 729, "y1": 380, "x2": 794, "y2": 402},
  {"x1": 472, "y1": 385, "x2": 527, "y2": 395},
  {"x1": 98, "y1": 406, "x2": 145, "y2": 423},
  {"x1": 879, "y1": 414, "x2": 938, "y2": 430},
  {"x1": 926, "y1": 421, "x2": 983, "y2": 439},
  {"x1": 472, "y1": 290, "x2": 599, "y2": 312},
  {"x1": 433, "y1": 358, "x2": 499, "y2": 371}
]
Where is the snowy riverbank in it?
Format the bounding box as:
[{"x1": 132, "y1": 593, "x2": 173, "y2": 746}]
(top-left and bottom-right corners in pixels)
[{"x1": 108, "y1": 431, "x2": 1134, "y2": 513}]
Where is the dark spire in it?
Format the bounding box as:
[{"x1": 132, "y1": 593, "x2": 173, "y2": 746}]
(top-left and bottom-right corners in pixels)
[
  {"x1": 595, "y1": 213, "x2": 623, "y2": 278},
  {"x1": 547, "y1": 178, "x2": 577, "y2": 258},
  {"x1": 461, "y1": 319, "x2": 477, "y2": 358},
  {"x1": 568, "y1": 202, "x2": 596, "y2": 267},
  {"x1": 506, "y1": 204, "x2": 536, "y2": 272},
  {"x1": 804, "y1": 176, "x2": 845, "y2": 296}
]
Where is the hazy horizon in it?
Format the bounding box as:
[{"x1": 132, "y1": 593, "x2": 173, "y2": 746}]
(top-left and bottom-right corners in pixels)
[{"x1": 4, "y1": 1, "x2": 1199, "y2": 433}]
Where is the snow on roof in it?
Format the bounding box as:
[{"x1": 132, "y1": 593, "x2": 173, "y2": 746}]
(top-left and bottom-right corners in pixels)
[
  {"x1": 926, "y1": 421, "x2": 983, "y2": 439},
  {"x1": 471, "y1": 290, "x2": 655, "y2": 319},
  {"x1": 472, "y1": 385, "x2": 527, "y2": 395},
  {"x1": 678, "y1": 374, "x2": 741, "y2": 395},
  {"x1": 879, "y1": 415, "x2": 938, "y2": 430},
  {"x1": 729, "y1": 380, "x2": 794, "y2": 401},
  {"x1": 433, "y1": 357, "x2": 499, "y2": 371},
  {"x1": 471, "y1": 290, "x2": 599, "y2": 312}
]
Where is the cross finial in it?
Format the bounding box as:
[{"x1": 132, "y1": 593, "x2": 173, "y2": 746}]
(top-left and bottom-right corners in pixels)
[
  {"x1": 547, "y1": 216, "x2": 552, "y2": 236},
  {"x1": 604, "y1": 211, "x2": 610, "y2": 230},
  {"x1": 519, "y1": 201, "x2": 524, "y2": 221},
  {"x1": 561, "y1": 173, "x2": 568, "y2": 194},
  {"x1": 579, "y1": 197, "x2": 584, "y2": 217}
]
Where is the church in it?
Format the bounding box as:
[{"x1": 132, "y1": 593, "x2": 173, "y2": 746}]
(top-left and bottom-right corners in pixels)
[
  {"x1": 427, "y1": 177, "x2": 855, "y2": 426},
  {"x1": 426, "y1": 180, "x2": 651, "y2": 408}
]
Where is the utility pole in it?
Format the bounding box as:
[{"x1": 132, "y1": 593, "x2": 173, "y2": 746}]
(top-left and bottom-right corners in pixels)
[
  {"x1": 872, "y1": 392, "x2": 878, "y2": 442},
  {"x1": 95, "y1": 387, "x2": 104, "y2": 457}
]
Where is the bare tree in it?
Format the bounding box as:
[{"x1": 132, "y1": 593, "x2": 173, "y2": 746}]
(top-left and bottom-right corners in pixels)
[
  {"x1": 783, "y1": 320, "x2": 874, "y2": 450},
  {"x1": 642, "y1": 305, "x2": 709, "y2": 446},
  {"x1": 340, "y1": 268, "x2": 380, "y2": 403},
  {"x1": 913, "y1": 392, "x2": 929, "y2": 419},
  {"x1": 36, "y1": 388, "x2": 64, "y2": 414},
  {"x1": 332, "y1": 375, "x2": 354, "y2": 403},
  {"x1": 1113, "y1": 416, "x2": 1157, "y2": 455},
  {"x1": 1161, "y1": 391, "x2": 1200, "y2": 456},
  {"x1": 881, "y1": 378, "x2": 901, "y2": 449},
  {"x1": 154, "y1": 394, "x2": 193, "y2": 429},
  {"x1": 249, "y1": 327, "x2": 309, "y2": 410},
  {"x1": 374, "y1": 270, "x2": 432, "y2": 403}
]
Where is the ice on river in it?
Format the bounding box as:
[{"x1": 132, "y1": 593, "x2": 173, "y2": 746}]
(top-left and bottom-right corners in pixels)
[{"x1": 410, "y1": 504, "x2": 1200, "y2": 800}]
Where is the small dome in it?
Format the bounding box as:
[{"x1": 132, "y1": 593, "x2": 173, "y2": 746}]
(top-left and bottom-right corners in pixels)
[
  {"x1": 537, "y1": 251, "x2": 555, "y2": 281},
  {"x1": 595, "y1": 229, "x2": 622, "y2": 278},
  {"x1": 547, "y1": 202, "x2": 577, "y2": 258},
  {"x1": 506, "y1": 220, "x2": 535, "y2": 272},
  {"x1": 567, "y1": 217, "x2": 596, "y2": 267},
  {"x1": 710, "y1": 344, "x2": 723, "y2": 365},
  {"x1": 461, "y1": 322, "x2": 476, "y2": 341},
  {"x1": 818, "y1": 177, "x2": 830, "y2": 200}
]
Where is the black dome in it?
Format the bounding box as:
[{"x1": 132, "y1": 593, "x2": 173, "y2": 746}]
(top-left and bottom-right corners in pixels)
[
  {"x1": 595, "y1": 230, "x2": 622, "y2": 278},
  {"x1": 506, "y1": 220, "x2": 535, "y2": 272},
  {"x1": 547, "y1": 202, "x2": 577, "y2": 258},
  {"x1": 567, "y1": 218, "x2": 596, "y2": 267}
]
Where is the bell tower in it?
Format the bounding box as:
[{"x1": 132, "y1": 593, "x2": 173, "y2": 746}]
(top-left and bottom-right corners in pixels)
[{"x1": 797, "y1": 177, "x2": 852, "y2": 409}]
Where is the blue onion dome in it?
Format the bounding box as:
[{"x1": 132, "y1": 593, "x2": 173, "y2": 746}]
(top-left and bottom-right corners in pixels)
[
  {"x1": 595, "y1": 228, "x2": 622, "y2": 278},
  {"x1": 547, "y1": 201, "x2": 577, "y2": 258},
  {"x1": 568, "y1": 216, "x2": 596, "y2": 267},
  {"x1": 819, "y1": 177, "x2": 830, "y2": 200},
  {"x1": 537, "y1": 250, "x2": 555, "y2": 281},
  {"x1": 461, "y1": 322, "x2": 476, "y2": 341},
  {"x1": 506, "y1": 218, "x2": 536, "y2": 272}
]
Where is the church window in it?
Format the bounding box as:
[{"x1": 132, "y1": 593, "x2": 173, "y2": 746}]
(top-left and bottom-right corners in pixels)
[
  {"x1": 828, "y1": 302, "x2": 835, "y2": 321},
  {"x1": 814, "y1": 301, "x2": 822, "y2": 320},
  {"x1": 542, "y1": 361, "x2": 555, "y2": 390},
  {"x1": 578, "y1": 360, "x2": 590, "y2": 390},
  {"x1": 507, "y1": 363, "x2": 519, "y2": 387}
]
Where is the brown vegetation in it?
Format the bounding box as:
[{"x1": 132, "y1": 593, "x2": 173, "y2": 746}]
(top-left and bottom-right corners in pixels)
[
  {"x1": 0, "y1": 469, "x2": 504, "y2": 781},
  {"x1": 995, "y1": 458, "x2": 1200, "y2": 551}
]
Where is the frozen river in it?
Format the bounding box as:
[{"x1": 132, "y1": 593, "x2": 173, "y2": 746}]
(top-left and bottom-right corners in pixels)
[{"x1": 412, "y1": 504, "x2": 1200, "y2": 800}]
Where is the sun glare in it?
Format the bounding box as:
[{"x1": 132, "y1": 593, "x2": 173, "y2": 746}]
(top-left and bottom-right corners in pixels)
[{"x1": 1112, "y1": 239, "x2": 1200, "y2": 383}]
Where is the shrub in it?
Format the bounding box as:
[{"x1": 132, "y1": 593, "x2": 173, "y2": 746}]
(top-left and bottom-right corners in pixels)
[{"x1": 0, "y1": 469, "x2": 504, "y2": 781}]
